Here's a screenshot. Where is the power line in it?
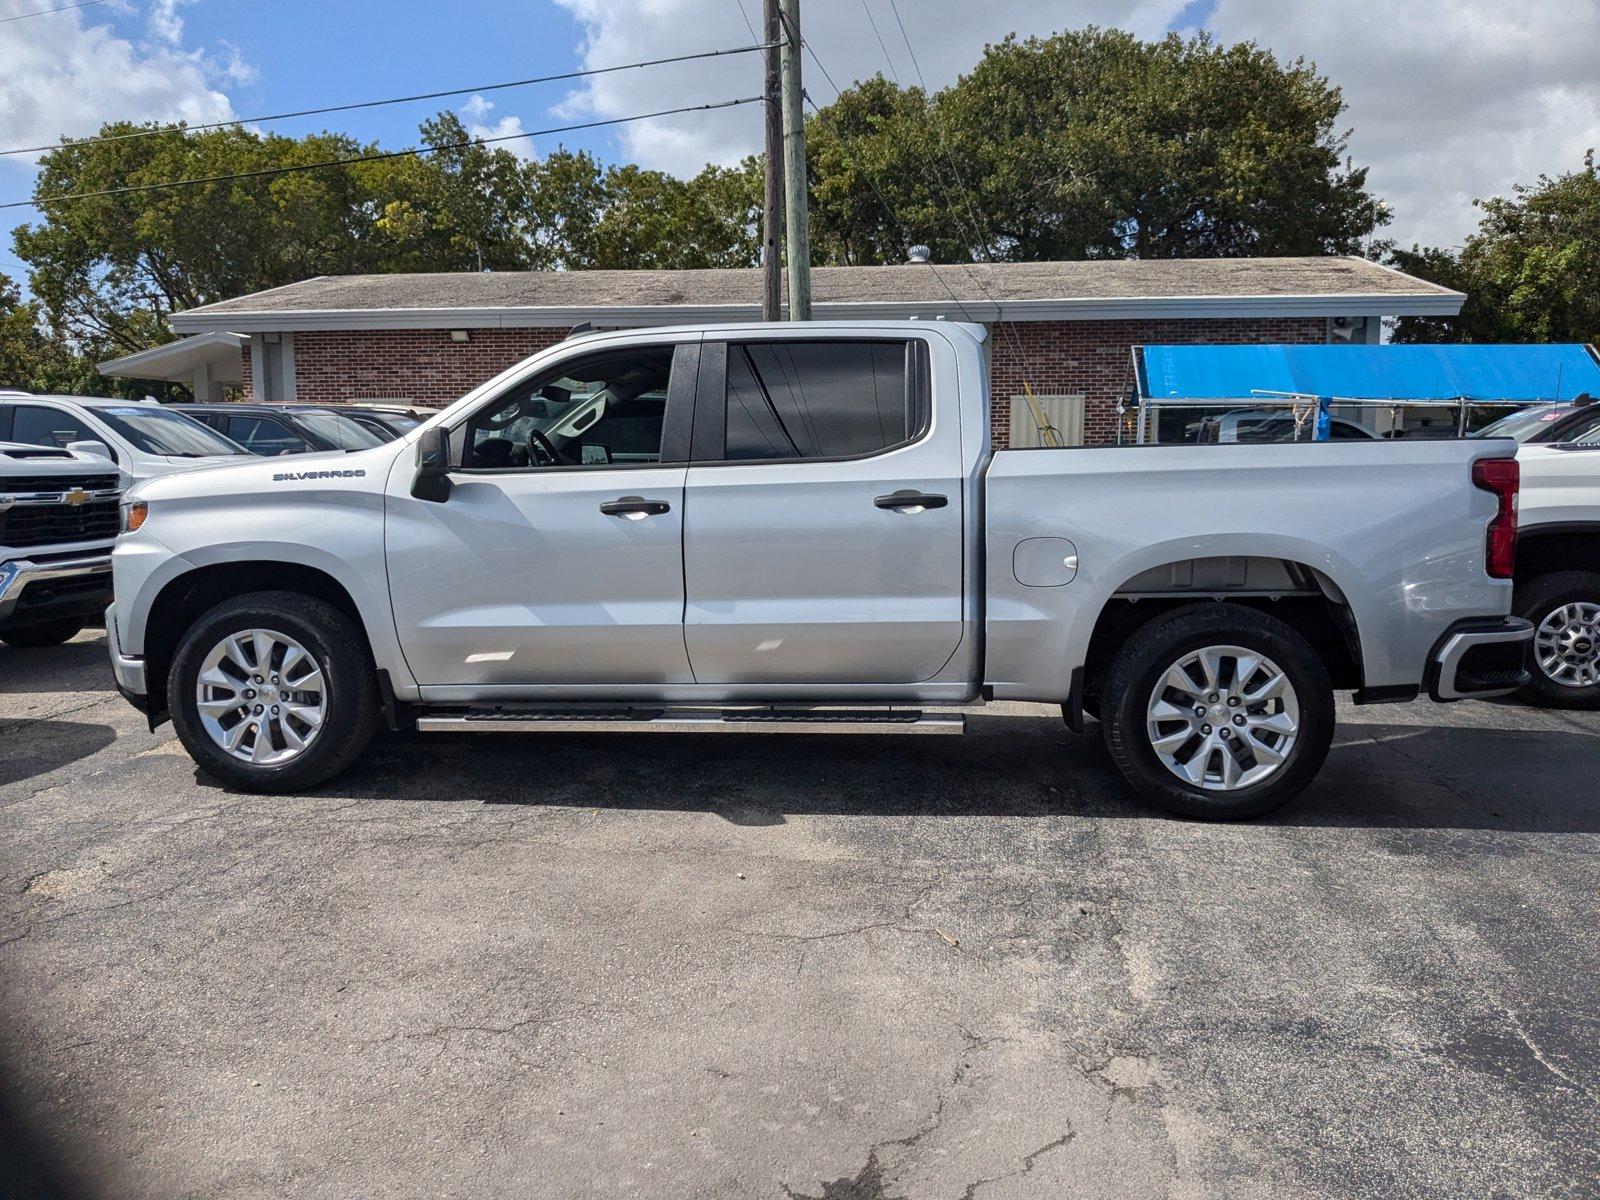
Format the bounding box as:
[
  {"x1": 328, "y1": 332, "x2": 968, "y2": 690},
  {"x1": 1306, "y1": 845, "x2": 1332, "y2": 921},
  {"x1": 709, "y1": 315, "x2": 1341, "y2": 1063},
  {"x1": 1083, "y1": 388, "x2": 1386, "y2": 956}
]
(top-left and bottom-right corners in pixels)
[
  {"x1": 728, "y1": 0, "x2": 759, "y2": 43},
  {"x1": 0, "y1": 0, "x2": 106, "y2": 24},
  {"x1": 0, "y1": 40, "x2": 777, "y2": 158},
  {"x1": 856, "y1": 0, "x2": 901, "y2": 82},
  {"x1": 2, "y1": 96, "x2": 764, "y2": 211},
  {"x1": 806, "y1": 29, "x2": 1044, "y2": 407}
]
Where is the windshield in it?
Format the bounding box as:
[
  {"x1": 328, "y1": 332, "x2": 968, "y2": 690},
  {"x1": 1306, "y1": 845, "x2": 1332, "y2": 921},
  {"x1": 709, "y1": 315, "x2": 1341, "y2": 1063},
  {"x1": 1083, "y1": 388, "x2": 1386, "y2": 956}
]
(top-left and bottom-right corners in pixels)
[
  {"x1": 294, "y1": 411, "x2": 387, "y2": 450},
  {"x1": 1475, "y1": 405, "x2": 1567, "y2": 443},
  {"x1": 95, "y1": 405, "x2": 249, "y2": 456}
]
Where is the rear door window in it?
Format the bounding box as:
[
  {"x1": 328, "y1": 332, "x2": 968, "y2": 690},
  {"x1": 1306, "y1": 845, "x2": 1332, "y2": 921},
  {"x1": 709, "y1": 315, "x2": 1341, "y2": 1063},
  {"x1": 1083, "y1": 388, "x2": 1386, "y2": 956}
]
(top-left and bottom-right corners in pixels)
[{"x1": 720, "y1": 341, "x2": 915, "y2": 461}]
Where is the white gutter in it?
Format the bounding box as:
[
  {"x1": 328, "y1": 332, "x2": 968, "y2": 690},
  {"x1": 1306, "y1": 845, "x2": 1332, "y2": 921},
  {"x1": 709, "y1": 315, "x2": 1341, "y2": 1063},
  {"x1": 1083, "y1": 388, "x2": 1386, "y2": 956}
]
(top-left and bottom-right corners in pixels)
[{"x1": 170, "y1": 290, "x2": 1466, "y2": 334}]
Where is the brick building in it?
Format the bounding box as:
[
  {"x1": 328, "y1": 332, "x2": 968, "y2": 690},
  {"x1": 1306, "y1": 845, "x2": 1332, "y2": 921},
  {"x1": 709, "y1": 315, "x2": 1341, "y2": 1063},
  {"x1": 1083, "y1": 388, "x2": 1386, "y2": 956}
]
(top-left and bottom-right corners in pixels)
[{"x1": 103, "y1": 258, "x2": 1462, "y2": 447}]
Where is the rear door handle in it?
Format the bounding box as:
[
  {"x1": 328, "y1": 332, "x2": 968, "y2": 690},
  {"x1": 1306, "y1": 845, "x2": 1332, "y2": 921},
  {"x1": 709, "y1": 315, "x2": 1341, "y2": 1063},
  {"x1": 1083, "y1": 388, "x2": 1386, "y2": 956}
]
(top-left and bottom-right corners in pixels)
[
  {"x1": 600, "y1": 496, "x2": 671, "y2": 519},
  {"x1": 875, "y1": 490, "x2": 948, "y2": 513}
]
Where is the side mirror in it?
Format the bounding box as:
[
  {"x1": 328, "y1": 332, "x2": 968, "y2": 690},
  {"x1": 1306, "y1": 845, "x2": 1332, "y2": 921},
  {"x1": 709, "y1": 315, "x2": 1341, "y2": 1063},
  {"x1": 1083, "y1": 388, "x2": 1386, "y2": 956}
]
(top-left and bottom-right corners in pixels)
[
  {"x1": 411, "y1": 426, "x2": 455, "y2": 503},
  {"x1": 67, "y1": 439, "x2": 114, "y2": 462}
]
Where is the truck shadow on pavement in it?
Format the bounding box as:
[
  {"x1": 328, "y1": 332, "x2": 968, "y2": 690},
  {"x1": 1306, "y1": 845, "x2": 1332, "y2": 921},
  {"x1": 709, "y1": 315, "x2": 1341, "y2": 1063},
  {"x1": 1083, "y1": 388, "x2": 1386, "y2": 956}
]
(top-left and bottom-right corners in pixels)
[
  {"x1": 0, "y1": 719, "x2": 117, "y2": 788},
  {"x1": 333, "y1": 711, "x2": 1600, "y2": 835},
  {"x1": 0, "y1": 634, "x2": 111, "y2": 695}
]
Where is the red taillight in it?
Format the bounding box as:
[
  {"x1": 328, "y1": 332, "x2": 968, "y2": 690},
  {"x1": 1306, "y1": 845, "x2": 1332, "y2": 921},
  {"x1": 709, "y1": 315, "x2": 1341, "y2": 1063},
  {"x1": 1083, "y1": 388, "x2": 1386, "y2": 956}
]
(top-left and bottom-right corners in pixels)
[{"x1": 1472, "y1": 456, "x2": 1519, "y2": 579}]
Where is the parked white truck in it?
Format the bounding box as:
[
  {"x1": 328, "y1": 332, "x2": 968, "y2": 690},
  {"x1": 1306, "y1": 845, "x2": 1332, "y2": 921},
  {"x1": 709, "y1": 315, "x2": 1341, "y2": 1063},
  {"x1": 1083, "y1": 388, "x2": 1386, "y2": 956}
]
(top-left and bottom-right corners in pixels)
[
  {"x1": 1509, "y1": 439, "x2": 1600, "y2": 708},
  {"x1": 1, "y1": 441, "x2": 123, "y2": 647},
  {"x1": 107, "y1": 322, "x2": 1533, "y2": 818}
]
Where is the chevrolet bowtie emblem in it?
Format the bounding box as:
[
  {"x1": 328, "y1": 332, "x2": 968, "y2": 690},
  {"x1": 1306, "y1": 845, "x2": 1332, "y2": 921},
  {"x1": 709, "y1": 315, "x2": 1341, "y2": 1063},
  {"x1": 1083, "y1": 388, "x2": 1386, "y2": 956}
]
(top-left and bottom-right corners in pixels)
[{"x1": 63, "y1": 488, "x2": 92, "y2": 507}]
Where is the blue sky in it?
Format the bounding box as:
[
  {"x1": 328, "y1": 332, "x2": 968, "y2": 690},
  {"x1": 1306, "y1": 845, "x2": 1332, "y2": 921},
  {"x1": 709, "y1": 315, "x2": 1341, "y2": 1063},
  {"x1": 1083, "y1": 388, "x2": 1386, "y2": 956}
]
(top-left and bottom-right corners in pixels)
[
  {"x1": 2, "y1": 0, "x2": 1596, "y2": 292},
  {"x1": 0, "y1": 0, "x2": 1213, "y2": 286}
]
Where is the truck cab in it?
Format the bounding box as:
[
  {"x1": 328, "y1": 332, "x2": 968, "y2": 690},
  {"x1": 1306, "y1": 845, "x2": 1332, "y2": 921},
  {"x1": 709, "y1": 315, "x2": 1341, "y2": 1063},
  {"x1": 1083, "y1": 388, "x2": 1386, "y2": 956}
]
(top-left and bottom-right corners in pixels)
[{"x1": 107, "y1": 321, "x2": 1533, "y2": 818}]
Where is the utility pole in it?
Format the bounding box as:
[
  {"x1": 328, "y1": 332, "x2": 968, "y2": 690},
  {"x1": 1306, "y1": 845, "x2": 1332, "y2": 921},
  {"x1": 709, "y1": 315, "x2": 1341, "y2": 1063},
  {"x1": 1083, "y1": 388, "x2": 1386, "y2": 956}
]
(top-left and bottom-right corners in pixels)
[
  {"x1": 761, "y1": 0, "x2": 784, "y2": 321},
  {"x1": 778, "y1": 0, "x2": 811, "y2": 320}
]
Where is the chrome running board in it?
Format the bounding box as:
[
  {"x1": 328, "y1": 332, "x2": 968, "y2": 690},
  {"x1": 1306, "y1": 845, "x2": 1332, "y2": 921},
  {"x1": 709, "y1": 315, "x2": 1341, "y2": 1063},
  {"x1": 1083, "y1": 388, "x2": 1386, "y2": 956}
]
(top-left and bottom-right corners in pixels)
[{"x1": 414, "y1": 706, "x2": 965, "y2": 736}]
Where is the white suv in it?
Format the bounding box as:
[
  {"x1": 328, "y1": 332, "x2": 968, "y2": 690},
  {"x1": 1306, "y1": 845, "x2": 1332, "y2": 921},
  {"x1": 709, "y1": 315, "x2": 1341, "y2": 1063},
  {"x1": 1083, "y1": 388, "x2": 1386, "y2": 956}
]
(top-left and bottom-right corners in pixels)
[{"x1": 0, "y1": 393, "x2": 250, "y2": 483}]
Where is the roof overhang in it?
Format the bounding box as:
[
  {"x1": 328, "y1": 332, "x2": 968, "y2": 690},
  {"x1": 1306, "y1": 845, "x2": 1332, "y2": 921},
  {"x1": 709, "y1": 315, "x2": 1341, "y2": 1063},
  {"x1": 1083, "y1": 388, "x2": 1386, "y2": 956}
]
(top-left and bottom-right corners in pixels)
[
  {"x1": 99, "y1": 332, "x2": 247, "y2": 382},
  {"x1": 169, "y1": 291, "x2": 1465, "y2": 335}
]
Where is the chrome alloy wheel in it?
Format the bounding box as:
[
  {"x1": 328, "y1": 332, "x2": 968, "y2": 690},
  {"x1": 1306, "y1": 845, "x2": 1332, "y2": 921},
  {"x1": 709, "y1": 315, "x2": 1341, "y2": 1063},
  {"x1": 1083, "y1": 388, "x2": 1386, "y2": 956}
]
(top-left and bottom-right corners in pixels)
[
  {"x1": 1534, "y1": 601, "x2": 1600, "y2": 689},
  {"x1": 1145, "y1": 644, "x2": 1300, "y2": 792},
  {"x1": 194, "y1": 628, "x2": 327, "y2": 765}
]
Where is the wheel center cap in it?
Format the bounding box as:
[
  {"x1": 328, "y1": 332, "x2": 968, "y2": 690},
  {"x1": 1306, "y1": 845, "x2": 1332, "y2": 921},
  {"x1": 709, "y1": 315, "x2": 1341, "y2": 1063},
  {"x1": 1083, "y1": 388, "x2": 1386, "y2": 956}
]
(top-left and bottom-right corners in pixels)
[
  {"x1": 261, "y1": 685, "x2": 280, "y2": 705},
  {"x1": 1210, "y1": 704, "x2": 1230, "y2": 722}
]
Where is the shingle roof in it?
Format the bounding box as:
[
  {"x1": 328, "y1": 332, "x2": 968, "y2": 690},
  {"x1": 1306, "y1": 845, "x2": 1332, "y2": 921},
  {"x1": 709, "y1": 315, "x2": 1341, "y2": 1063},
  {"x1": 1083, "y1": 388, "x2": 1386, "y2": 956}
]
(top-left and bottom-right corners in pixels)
[{"x1": 169, "y1": 257, "x2": 1463, "y2": 333}]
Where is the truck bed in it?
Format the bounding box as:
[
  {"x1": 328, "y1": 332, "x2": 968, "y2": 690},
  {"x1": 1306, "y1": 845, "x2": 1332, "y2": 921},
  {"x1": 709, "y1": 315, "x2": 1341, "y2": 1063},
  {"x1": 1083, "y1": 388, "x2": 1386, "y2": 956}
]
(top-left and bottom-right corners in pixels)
[{"x1": 982, "y1": 439, "x2": 1515, "y2": 699}]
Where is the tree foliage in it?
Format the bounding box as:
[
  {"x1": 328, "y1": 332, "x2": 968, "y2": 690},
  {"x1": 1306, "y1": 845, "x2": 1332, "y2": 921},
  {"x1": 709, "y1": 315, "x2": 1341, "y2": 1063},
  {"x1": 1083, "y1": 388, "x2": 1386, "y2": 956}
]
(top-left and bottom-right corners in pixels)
[
  {"x1": 1387, "y1": 152, "x2": 1600, "y2": 345},
  {"x1": 806, "y1": 28, "x2": 1386, "y2": 263},
  {"x1": 9, "y1": 24, "x2": 1392, "y2": 383}
]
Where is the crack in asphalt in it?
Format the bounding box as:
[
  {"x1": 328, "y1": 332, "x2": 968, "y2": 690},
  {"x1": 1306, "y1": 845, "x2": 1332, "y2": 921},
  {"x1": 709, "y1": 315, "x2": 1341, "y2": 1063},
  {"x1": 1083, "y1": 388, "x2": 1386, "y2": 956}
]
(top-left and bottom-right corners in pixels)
[{"x1": 958, "y1": 1130, "x2": 1077, "y2": 1199}]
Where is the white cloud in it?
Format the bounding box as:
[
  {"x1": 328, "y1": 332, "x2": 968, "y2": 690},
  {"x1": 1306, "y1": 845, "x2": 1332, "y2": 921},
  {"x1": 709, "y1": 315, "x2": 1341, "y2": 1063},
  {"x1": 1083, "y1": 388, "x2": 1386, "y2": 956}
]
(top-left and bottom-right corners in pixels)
[
  {"x1": 457, "y1": 94, "x2": 537, "y2": 160},
  {"x1": 147, "y1": 0, "x2": 191, "y2": 45},
  {"x1": 551, "y1": 0, "x2": 1597, "y2": 249},
  {"x1": 1178, "y1": 1, "x2": 1600, "y2": 247},
  {"x1": 0, "y1": 0, "x2": 237, "y2": 167},
  {"x1": 551, "y1": 0, "x2": 1188, "y2": 174}
]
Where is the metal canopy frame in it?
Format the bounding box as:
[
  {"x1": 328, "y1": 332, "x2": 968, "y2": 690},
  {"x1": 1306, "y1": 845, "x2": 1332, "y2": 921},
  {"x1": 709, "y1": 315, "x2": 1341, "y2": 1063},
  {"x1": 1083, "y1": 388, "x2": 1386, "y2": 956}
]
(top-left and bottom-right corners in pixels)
[{"x1": 1127, "y1": 344, "x2": 1581, "y2": 444}]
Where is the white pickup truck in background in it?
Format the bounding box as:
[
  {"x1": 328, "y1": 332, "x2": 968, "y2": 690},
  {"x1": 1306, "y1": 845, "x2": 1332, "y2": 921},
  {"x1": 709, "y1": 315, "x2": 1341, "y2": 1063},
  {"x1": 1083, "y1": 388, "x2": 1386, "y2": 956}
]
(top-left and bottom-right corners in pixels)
[
  {"x1": 1509, "y1": 440, "x2": 1600, "y2": 708},
  {"x1": 1, "y1": 441, "x2": 123, "y2": 647},
  {"x1": 107, "y1": 321, "x2": 1533, "y2": 819}
]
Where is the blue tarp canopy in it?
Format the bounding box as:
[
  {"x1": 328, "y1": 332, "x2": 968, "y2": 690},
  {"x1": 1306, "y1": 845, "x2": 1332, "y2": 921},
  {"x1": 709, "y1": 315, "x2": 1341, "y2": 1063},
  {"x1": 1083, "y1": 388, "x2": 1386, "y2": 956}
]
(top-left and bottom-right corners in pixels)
[{"x1": 1137, "y1": 343, "x2": 1600, "y2": 404}]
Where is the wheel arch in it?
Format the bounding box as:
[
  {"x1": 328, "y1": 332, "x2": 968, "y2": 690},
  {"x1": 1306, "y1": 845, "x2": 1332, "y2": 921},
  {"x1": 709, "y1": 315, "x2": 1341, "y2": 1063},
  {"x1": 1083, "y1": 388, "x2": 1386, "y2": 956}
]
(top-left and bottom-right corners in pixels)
[
  {"x1": 140, "y1": 561, "x2": 371, "y2": 725},
  {"x1": 1516, "y1": 523, "x2": 1600, "y2": 584},
  {"x1": 1079, "y1": 553, "x2": 1365, "y2": 709}
]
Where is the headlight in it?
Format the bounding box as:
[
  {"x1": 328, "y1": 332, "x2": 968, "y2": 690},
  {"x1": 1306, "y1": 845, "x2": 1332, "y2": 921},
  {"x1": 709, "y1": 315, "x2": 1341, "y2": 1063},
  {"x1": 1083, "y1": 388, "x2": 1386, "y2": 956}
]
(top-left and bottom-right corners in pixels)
[{"x1": 120, "y1": 499, "x2": 148, "y2": 534}]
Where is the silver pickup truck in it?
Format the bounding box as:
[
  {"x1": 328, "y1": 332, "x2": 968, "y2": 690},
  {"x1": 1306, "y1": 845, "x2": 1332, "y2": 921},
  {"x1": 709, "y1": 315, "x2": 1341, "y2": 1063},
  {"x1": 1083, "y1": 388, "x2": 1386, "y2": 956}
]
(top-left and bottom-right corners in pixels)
[{"x1": 107, "y1": 321, "x2": 1532, "y2": 818}]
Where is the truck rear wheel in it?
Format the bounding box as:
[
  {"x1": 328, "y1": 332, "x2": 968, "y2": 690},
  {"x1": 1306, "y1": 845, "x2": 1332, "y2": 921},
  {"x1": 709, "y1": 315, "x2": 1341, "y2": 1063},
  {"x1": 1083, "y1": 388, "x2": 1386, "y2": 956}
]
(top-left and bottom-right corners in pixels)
[
  {"x1": 0, "y1": 618, "x2": 85, "y2": 648},
  {"x1": 1517, "y1": 571, "x2": 1600, "y2": 710},
  {"x1": 167, "y1": 591, "x2": 379, "y2": 792},
  {"x1": 1100, "y1": 604, "x2": 1335, "y2": 820}
]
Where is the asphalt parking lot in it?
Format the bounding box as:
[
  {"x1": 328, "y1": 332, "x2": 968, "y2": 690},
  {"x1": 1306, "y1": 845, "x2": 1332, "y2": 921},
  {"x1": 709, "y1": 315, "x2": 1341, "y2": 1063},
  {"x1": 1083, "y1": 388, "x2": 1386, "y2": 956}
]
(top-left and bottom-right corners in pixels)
[{"x1": 2, "y1": 628, "x2": 1597, "y2": 1200}]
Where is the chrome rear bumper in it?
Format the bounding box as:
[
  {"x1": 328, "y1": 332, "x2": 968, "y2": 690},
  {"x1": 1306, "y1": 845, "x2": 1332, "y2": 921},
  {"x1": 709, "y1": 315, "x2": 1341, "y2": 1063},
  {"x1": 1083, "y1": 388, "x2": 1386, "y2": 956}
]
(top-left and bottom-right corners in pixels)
[{"x1": 1429, "y1": 617, "x2": 1534, "y2": 701}]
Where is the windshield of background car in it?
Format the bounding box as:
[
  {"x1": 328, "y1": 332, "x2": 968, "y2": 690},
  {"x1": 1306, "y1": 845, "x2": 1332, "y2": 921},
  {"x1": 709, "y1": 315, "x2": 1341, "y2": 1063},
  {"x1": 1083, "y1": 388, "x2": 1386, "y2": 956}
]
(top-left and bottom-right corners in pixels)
[
  {"x1": 294, "y1": 412, "x2": 387, "y2": 450},
  {"x1": 95, "y1": 406, "x2": 250, "y2": 456},
  {"x1": 1476, "y1": 405, "x2": 1566, "y2": 442}
]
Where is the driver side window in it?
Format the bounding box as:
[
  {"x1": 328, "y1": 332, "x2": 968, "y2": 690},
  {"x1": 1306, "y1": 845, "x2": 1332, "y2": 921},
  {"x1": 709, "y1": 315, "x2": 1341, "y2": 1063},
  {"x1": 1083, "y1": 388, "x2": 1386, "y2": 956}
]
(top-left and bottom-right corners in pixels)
[{"x1": 463, "y1": 346, "x2": 675, "y2": 470}]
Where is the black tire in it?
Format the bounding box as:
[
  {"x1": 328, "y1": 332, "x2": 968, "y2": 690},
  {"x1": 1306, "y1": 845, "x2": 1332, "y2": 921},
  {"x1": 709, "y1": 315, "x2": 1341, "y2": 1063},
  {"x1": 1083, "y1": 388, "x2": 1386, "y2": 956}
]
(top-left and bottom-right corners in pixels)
[
  {"x1": 1100, "y1": 603, "x2": 1335, "y2": 820},
  {"x1": 0, "y1": 618, "x2": 85, "y2": 648},
  {"x1": 168, "y1": 591, "x2": 379, "y2": 792},
  {"x1": 1516, "y1": 571, "x2": 1600, "y2": 710}
]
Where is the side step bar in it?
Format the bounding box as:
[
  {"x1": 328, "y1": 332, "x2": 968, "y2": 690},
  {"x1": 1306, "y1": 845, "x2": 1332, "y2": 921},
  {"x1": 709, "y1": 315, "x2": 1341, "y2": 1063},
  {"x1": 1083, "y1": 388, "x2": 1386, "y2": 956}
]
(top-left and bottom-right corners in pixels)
[{"x1": 415, "y1": 706, "x2": 966, "y2": 736}]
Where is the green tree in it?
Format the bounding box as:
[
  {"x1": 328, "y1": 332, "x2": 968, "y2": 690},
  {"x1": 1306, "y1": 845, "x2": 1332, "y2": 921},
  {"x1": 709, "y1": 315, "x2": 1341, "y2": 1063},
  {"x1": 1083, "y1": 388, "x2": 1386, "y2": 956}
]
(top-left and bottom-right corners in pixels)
[
  {"x1": 12, "y1": 117, "x2": 541, "y2": 358},
  {"x1": 806, "y1": 27, "x2": 1386, "y2": 263},
  {"x1": 1387, "y1": 153, "x2": 1600, "y2": 345}
]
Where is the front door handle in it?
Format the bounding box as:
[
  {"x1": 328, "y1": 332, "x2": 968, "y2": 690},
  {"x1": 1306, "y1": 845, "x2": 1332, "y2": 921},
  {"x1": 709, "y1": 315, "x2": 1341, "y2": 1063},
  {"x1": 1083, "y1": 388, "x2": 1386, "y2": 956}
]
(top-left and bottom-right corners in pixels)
[
  {"x1": 600, "y1": 496, "x2": 671, "y2": 520},
  {"x1": 875, "y1": 490, "x2": 948, "y2": 513}
]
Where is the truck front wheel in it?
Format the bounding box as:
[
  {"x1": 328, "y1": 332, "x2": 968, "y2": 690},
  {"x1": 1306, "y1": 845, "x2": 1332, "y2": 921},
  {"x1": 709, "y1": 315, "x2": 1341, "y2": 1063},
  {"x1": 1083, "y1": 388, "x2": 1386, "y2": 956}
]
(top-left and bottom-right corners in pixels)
[
  {"x1": 1100, "y1": 604, "x2": 1335, "y2": 820},
  {"x1": 167, "y1": 591, "x2": 380, "y2": 792},
  {"x1": 1517, "y1": 571, "x2": 1600, "y2": 709}
]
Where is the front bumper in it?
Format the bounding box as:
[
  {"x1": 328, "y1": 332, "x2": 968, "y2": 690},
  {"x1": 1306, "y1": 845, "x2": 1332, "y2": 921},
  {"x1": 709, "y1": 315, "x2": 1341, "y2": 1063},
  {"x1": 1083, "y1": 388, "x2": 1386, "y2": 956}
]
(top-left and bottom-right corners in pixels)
[
  {"x1": 1427, "y1": 616, "x2": 1534, "y2": 701},
  {"x1": 0, "y1": 553, "x2": 112, "y2": 627},
  {"x1": 104, "y1": 602, "x2": 149, "y2": 704}
]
